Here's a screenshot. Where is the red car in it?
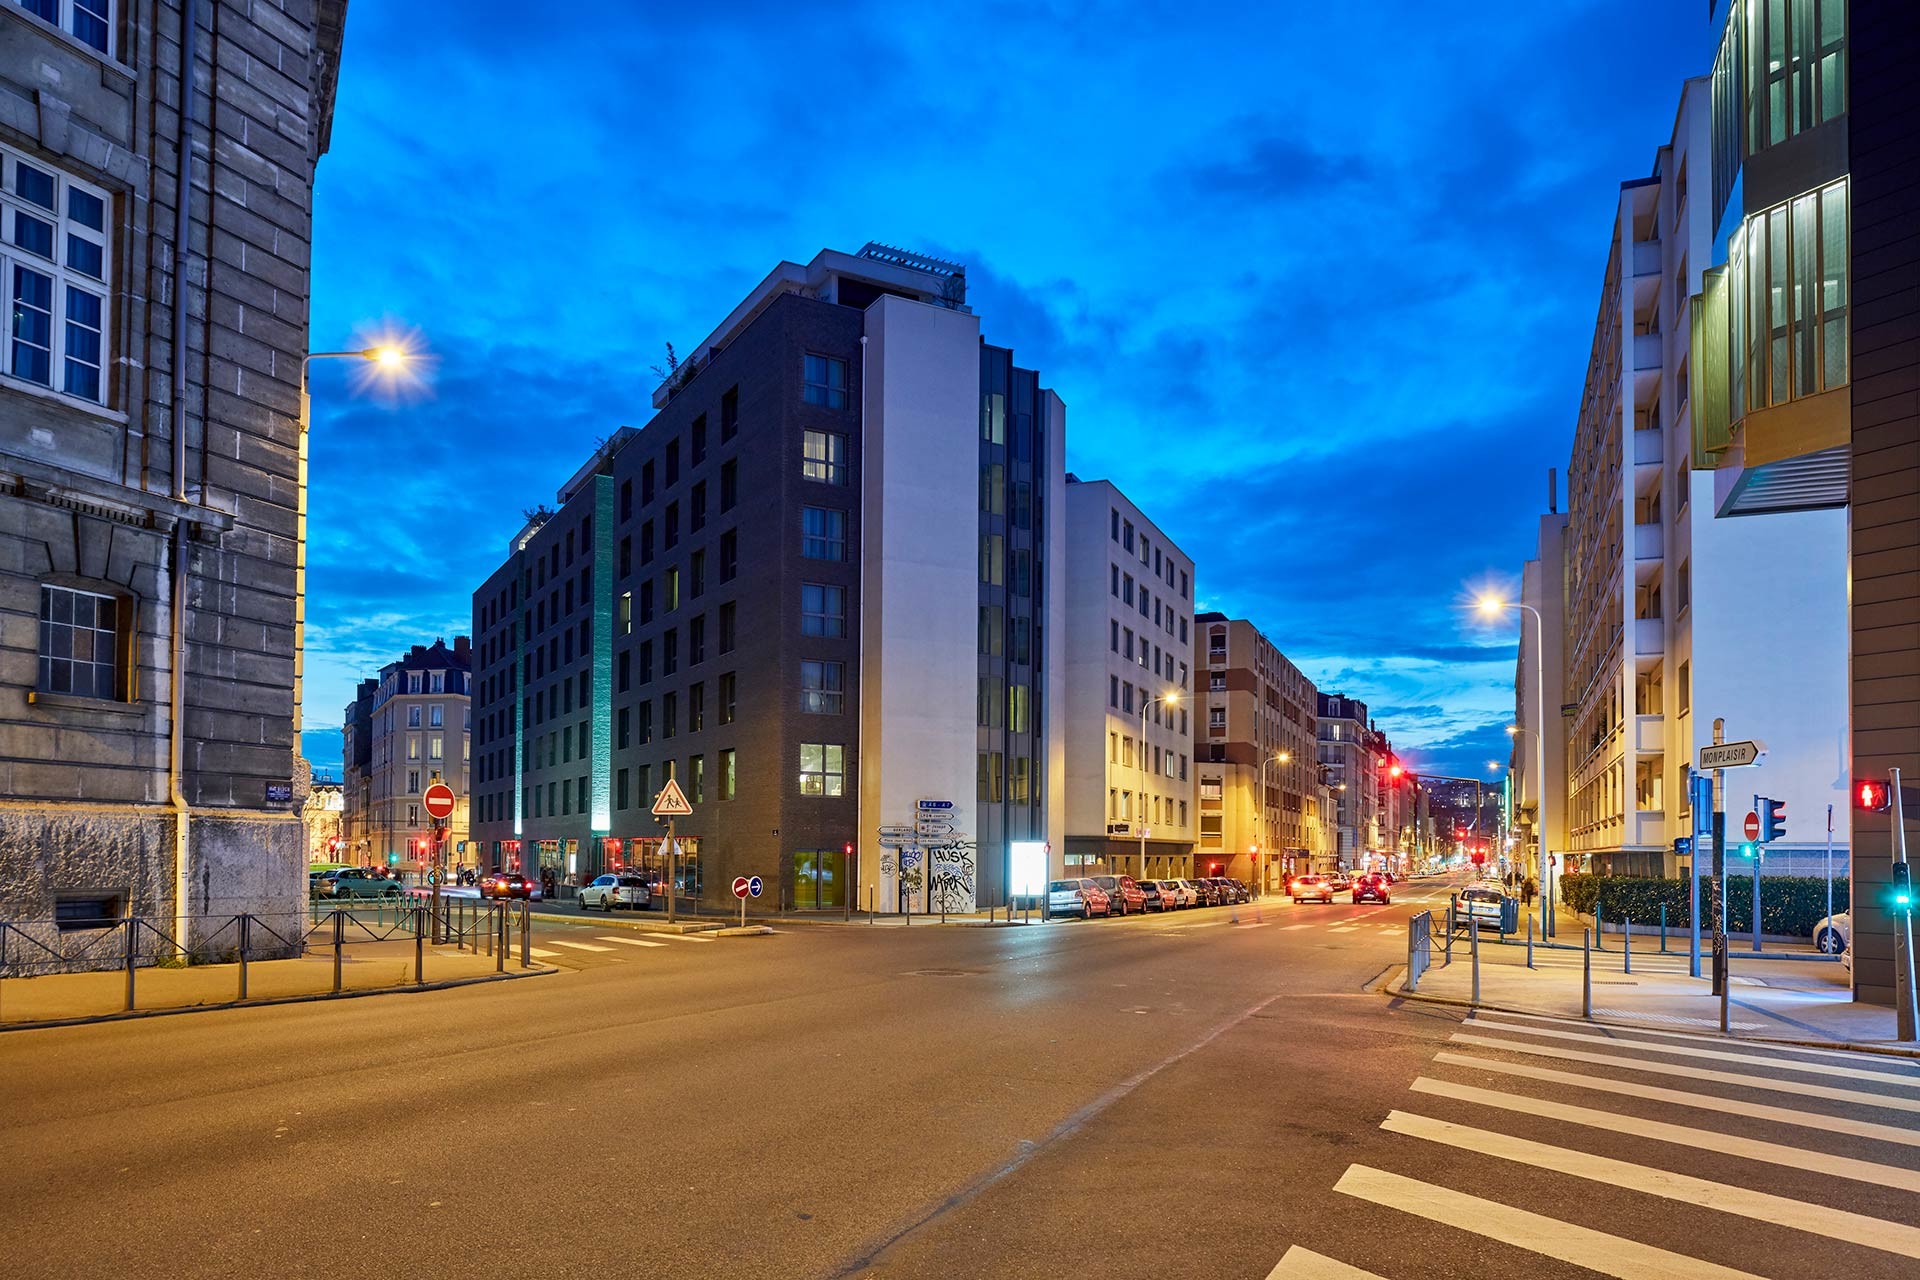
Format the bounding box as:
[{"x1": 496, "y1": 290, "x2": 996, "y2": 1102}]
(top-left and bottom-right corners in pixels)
[
  {"x1": 1353, "y1": 873, "x2": 1392, "y2": 905},
  {"x1": 480, "y1": 870, "x2": 537, "y2": 900},
  {"x1": 1049, "y1": 879, "x2": 1111, "y2": 919},
  {"x1": 1088, "y1": 875, "x2": 1148, "y2": 916},
  {"x1": 1136, "y1": 880, "x2": 1180, "y2": 912}
]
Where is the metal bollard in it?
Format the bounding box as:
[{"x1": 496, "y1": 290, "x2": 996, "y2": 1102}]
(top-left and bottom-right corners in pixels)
[
  {"x1": 519, "y1": 900, "x2": 531, "y2": 968},
  {"x1": 238, "y1": 914, "x2": 251, "y2": 1002},
  {"x1": 414, "y1": 908, "x2": 426, "y2": 984},
  {"x1": 1595, "y1": 902, "x2": 1604, "y2": 951},
  {"x1": 333, "y1": 908, "x2": 345, "y2": 994},
  {"x1": 1582, "y1": 927, "x2": 1593, "y2": 1020},
  {"x1": 1721, "y1": 953, "x2": 1732, "y2": 1033},
  {"x1": 1526, "y1": 913, "x2": 1535, "y2": 969},
  {"x1": 1660, "y1": 903, "x2": 1668, "y2": 953},
  {"x1": 124, "y1": 919, "x2": 138, "y2": 1013},
  {"x1": 1624, "y1": 917, "x2": 1632, "y2": 974},
  {"x1": 1444, "y1": 917, "x2": 1455, "y2": 967},
  {"x1": 495, "y1": 905, "x2": 505, "y2": 973},
  {"x1": 1470, "y1": 920, "x2": 1481, "y2": 1007}
]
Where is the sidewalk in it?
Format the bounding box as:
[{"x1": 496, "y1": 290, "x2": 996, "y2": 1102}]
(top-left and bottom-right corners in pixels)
[
  {"x1": 0, "y1": 938, "x2": 547, "y2": 1029},
  {"x1": 1395, "y1": 924, "x2": 1908, "y2": 1050}
]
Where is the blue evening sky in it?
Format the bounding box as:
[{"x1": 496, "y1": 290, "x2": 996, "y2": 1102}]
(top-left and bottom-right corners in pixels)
[{"x1": 301, "y1": 1, "x2": 1713, "y2": 783}]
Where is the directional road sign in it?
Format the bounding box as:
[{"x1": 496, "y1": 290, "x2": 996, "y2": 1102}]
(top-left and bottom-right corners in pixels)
[
  {"x1": 423, "y1": 783, "x2": 456, "y2": 820},
  {"x1": 878, "y1": 824, "x2": 916, "y2": 837},
  {"x1": 652, "y1": 778, "x2": 693, "y2": 816},
  {"x1": 877, "y1": 833, "x2": 913, "y2": 848},
  {"x1": 1698, "y1": 740, "x2": 1767, "y2": 770},
  {"x1": 747, "y1": 875, "x2": 763, "y2": 898},
  {"x1": 917, "y1": 799, "x2": 954, "y2": 811},
  {"x1": 1743, "y1": 810, "x2": 1761, "y2": 842}
]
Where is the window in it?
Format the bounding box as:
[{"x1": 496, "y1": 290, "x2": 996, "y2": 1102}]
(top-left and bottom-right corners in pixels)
[
  {"x1": 690, "y1": 481, "x2": 707, "y2": 533},
  {"x1": 663, "y1": 691, "x2": 677, "y2": 739},
  {"x1": 688, "y1": 682, "x2": 704, "y2": 732},
  {"x1": 690, "y1": 551, "x2": 707, "y2": 600},
  {"x1": 802, "y1": 507, "x2": 845, "y2": 560},
  {"x1": 666, "y1": 438, "x2": 680, "y2": 487},
  {"x1": 981, "y1": 606, "x2": 1004, "y2": 656},
  {"x1": 39, "y1": 586, "x2": 126, "y2": 700},
  {"x1": 803, "y1": 430, "x2": 846, "y2": 484},
  {"x1": 4, "y1": 149, "x2": 110, "y2": 404},
  {"x1": 429, "y1": 704, "x2": 444, "y2": 727},
  {"x1": 719, "y1": 601, "x2": 737, "y2": 653},
  {"x1": 691, "y1": 415, "x2": 707, "y2": 465},
  {"x1": 664, "y1": 567, "x2": 680, "y2": 612},
  {"x1": 663, "y1": 628, "x2": 678, "y2": 675},
  {"x1": 407, "y1": 736, "x2": 420, "y2": 761},
  {"x1": 801, "y1": 660, "x2": 844, "y2": 714},
  {"x1": 720, "y1": 386, "x2": 739, "y2": 440},
  {"x1": 803, "y1": 354, "x2": 848, "y2": 408},
  {"x1": 12, "y1": 1, "x2": 111, "y2": 56},
  {"x1": 616, "y1": 768, "x2": 630, "y2": 811},
  {"x1": 430, "y1": 671, "x2": 445, "y2": 693},
  {"x1": 720, "y1": 460, "x2": 738, "y2": 512},
  {"x1": 718, "y1": 671, "x2": 736, "y2": 724},
  {"x1": 407, "y1": 671, "x2": 422, "y2": 694},
  {"x1": 408, "y1": 705, "x2": 422, "y2": 728},
  {"x1": 977, "y1": 752, "x2": 1003, "y2": 803},
  {"x1": 407, "y1": 769, "x2": 420, "y2": 794},
  {"x1": 719, "y1": 748, "x2": 736, "y2": 800},
  {"x1": 1678, "y1": 661, "x2": 1691, "y2": 715},
  {"x1": 689, "y1": 754, "x2": 705, "y2": 804},
  {"x1": 719, "y1": 530, "x2": 738, "y2": 582},
  {"x1": 1209, "y1": 708, "x2": 1225, "y2": 729},
  {"x1": 689, "y1": 613, "x2": 707, "y2": 663},
  {"x1": 801, "y1": 583, "x2": 846, "y2": 637},
  {"x1": 980, "y1": 534, "x2": 1004, "y2": 586},
  {"x1": 799, "y1": 743, "x2": 845, "y2": 796}
]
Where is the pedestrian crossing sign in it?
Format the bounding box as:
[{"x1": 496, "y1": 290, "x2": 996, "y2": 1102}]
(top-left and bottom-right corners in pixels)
[{"x1": 651, "y1": 778, "x2": 693, "y2": 817}]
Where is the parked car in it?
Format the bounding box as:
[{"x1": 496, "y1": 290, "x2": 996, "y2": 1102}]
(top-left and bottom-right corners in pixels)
[
  {"x1": 1814, "y1": 910, "x2": 1850, "y2": 956},
  {"x1": 1353, "y1": 873, "x2": 1392, "y2": 905},
  {"x1": 1089, "y1": 875, "x2": 1148, "y2": 916},
  {"x1": 321, "y1": 869, "x2": 404, "y2": 900},
  {"x1": 1218, "y1": 878, "x2": 1252, "y2": 904},
  {"x1": 1160, "y1": 880, "x2": 1198, "y2": 909},
  {"x1": 579, "y1": 873, "x2": 653, "y2": 912},
  {"x1": 1048, "y1": 878, "x2": 1110, "y2": 919},
  {"x1": 1136, "y1": 880, "x2": 1181, "y2": 912},
  {"x1": 1456, "y1": 885, "x2": 1505, "y2": 931},
  {"x1": 480, "y1": 870, "x2": 537, "y2": 900},
  {"x1": 1290, "y1": 874, "x2": 1335, "y2": 904}
]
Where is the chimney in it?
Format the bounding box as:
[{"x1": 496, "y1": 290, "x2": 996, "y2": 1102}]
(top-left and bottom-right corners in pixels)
[{"x1": 455, "y1": 636, "x2": 472, "y2": 656}]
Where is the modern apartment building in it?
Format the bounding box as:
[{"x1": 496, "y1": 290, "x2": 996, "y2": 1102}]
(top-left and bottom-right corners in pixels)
[
  {"x1": 468, "y1": 245, "x2": 1066, "y2": 914},
  {"x1": 1510, "y1": 502, "x2": 1570, "y2": 874},
  {"x1": 1557, "y1": 75, "x2": 1847, "y2": 879},
  {"x1": 1689, "y1": 0, "x2": 1915, "y2": 1006},
  {"x1": 0, "y1": 2, "x2": 347, "y2": 939},
  {"x1": 340, "y1": 637, "x2": 473, "y2": 873},
  {"x1": 1316, "y1": 692, "x2": 1381, "y2": 869},
  {"x1": 1194, "y1": 615, "x2": 1325, "y2": 889},
  {"x1": 1062, "y1": 478, "x2": 1195, "y2": 880}
]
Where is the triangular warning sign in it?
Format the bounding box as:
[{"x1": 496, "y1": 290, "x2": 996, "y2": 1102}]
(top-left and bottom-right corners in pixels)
[{"x1": 651, "y1": 778, "x2": 693, "y2": 817}]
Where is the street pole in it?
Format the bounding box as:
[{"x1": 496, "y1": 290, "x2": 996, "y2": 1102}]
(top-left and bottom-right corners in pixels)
[
  {"x1": 1824, "y1": 803, "x2": 1834, "y2": 957},
  {"x1": 1751, "y1": 791, "x2": 1763, "y2": 954},
  {"x1": 1710, "y1": 718, "x2": 1728, "y2": 998},
  {"x1": 666, "y1": 818, "x2": 677, "y2": 924},
  {"x1": 1893, "y1": 767, "x2": 1917, "y2": 1042}
]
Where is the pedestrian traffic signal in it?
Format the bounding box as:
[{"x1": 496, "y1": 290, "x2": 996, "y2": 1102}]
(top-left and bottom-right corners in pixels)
[
  {"x1": 1893, "y1": 862, "x2": 1913, "y2": 912},
  {"x1": 1760, "y1": 797, "x2": 1787, "y2": 843},
  {"x1": 1857, "y1": 778, "x2": 1892, "y2": 812},
  {"x1": 1739, "y1": 840, "x2": 1757, "y2": 859}
]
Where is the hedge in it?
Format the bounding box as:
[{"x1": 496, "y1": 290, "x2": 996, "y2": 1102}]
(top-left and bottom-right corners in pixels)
[{"x1": 1559, "y1": 874, "x2": 1848, "y2": 938}]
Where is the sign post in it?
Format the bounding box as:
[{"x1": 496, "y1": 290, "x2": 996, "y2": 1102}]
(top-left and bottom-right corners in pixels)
[
  {"x1": 423, "y1": 782, "x2": 456, "y2": 943},
  {"x1": 731, "y1": 874, "x2": 762, "y2": 927},
  {"x1": 1698, "y1": 729, "x2": 1766, "y2": 999},
  {"x1": 652, "y1": 779, "x2": 693, "y2": 922}
]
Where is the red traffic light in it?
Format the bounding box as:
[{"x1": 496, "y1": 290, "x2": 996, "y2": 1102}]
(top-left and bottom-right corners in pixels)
[
  {"x1": 1857, "y1": 779, "x2": 1892, "y2": 812},
  {"x1": 843, "y1": 842, "x2": 853, "y2": 855}
]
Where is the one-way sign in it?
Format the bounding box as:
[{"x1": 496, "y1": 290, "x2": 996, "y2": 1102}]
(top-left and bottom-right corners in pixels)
[{"x1": 1698, "y1": 740, "x2": 1767, "y2": 770}]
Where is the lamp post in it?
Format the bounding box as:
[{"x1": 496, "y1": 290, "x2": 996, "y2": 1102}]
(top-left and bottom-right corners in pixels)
[
  {"x1": 1479, "y1": 596, "x2": 1548, "y2": 883},
  {"x1": 1258, "y1": 750, "x2": 1290, "y2": 894},
  {"x1": 1137, "y1": 690, "x2": 1179, "y2": 879}
]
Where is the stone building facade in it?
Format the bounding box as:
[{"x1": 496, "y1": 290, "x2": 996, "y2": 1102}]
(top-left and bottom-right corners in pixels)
[
  {"x1": 339, "y1": 636, "x2": 472, "y2": 875},
  {"x1": 0, "y1": 1, "x2": 348, "y2": 941}
]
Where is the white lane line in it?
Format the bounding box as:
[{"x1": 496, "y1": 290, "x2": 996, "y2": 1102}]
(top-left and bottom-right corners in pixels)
[
  {"x1": 547, "y1": 940, "x2": 615, "y2": 953},
  {"x1": 644, "y1": 932, "x2": 715, "y2": 943},
  {"x1": 596, "y1": 935, "x2": 668, "y2": 948},
  {"x1": 1461, "y1": 1017, "x2": 1920, "y2": 1087},
  {"x1": 1235, "y1": 921, "x2": 1271, "y2": 929},
  {"x1": 1409, "y1": 1076, "x2": 1920, "y2": 1193},
  {"x1": 527, "y1": 947, "x2": 562, "y2": 959},
  {"x1": 1332, "y1": 1165, "x2": 1764, "y2": 1280},
  {"x1": 1432, "y1": 1051, "x2": 1920, "y2": 1148},
  {"x1": 1382, "y1": 1110, "x2": 1920, "y2": 1260},
  {"x1": 1329, "y1": 926, "x2": 1360, "y2": 934},
  {"x1": 1282, "y1": 924, "x2": 1314, "y2": 931},
  {"x1": 1474, "y1": 1009, "x2": 1920, "y2": 1068},
  {"x1": 1448, "y1": 1032, "x2": 1920, "y2": 1116},
  {"x1": 1265, "y1": 1245, "x2": 1388, "y2": 1278}
]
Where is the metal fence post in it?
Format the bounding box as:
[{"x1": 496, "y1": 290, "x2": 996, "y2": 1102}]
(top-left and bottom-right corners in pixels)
[
  {"x1": 1582, "y1": 927, "x2": 1593, "y2": 1020},
  {"x1": 1406, "y1": 918, "x2": 1418, "y2": 992},
  {"x1": 414, "y1": 907, "x2": 425, "y2": 985},
  {"x1": 1624, "y1": 916, "x2": 1633, "y2": 973},
  {"x1": 1444, "y1": 915, "x2": 1454, "y2": 967},
  {"x1": 1720, "y1": 954, "x2": 1732, "y2": 1033},
  {"x1": 1526, "y1": 913, "x2": 1535, "y2": 969},
  {"x1": 238, "y1": 914, "x2": 251, "y2": 1002},
  {"x1": 1470, "y1": 920, "x2": 1481, "y2": 1007},
  {"x1": 332, "y1": 908, "x2": 344, "y2": 994},
  {"x1": 1595, "y1": 900, "x2": 1604, "y2": 951},
  {"x1": 519, "y1": 900, "x2": 531, "y2": 968},
  {"x1": 124, "y1": 919, "x2": 137, "y2": 1013},
  {"x1": 495, "y1": 904, "x2": 505, "y2": 973}
]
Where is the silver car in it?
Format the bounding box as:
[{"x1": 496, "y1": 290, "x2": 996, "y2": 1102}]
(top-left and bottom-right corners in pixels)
[
  {"x1": 1047, "y1": 879, "x2": 1108, "y2": 919},
  {"x1": 1456, "y1": 886, "x2": 1505, "y2": 931},
  {"x1": 579, "y1": 873, "x2": 653, "y2": 912}
]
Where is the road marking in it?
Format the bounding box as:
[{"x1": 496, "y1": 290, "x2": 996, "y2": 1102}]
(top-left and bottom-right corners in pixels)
[
  {"x1": 1381, "y1": 1110, "x2": 1920, "y2": 1260},
  {"x1": 1431, "y1": 1051, "x2": 1920, "y2": 1147},
  {"x1": 527, "y1": 947, "x2": 562, "y2": 959},
  {"x1": 547, "y1": 940, "x2": 615, "y2": 953},
  {"x1": 1235, "y1": 921, "x2": 1270, "y2": 929},
  {"x1": 645, "y1": 932, "x2": 716, "y2": 943},
  {"x1": 1265, "y1": 1245, "x2": 1387, "y2": 1279},
  {"x1": 596, "y1": 935, "x2": 668, "y2": 948},
  {"x1": 1282, "y1": 924, "x2": 1314, "y2": 931},
  {"x1": 1408, "y1": 1075, "x2": 1920, "y2": 1193},
  {"x1": 1591, "y1": 1008, "x2": 1767, "y2": 1028},
  {"x1": 1332, "y1": 1164, "x2": 1764, "y2": 1280},
  {"x1": 1460, "y1": 1017, "x2": 1920, "y2": 1087},
  {"x1": 1448, "y1": 1032, "x2": 1920, "y2": 1115},
  {"x1": 1328, "y1": 925, "x2": 1359, "y2": 933},
  {"x1": 1474, "y1": 1008, "x2": 1918, "y2": 1067}
]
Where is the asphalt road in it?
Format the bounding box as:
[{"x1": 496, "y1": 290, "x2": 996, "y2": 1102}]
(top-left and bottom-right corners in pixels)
[{"x1": 5, "y1": 873, "x2": 1916, "y2": 1279}]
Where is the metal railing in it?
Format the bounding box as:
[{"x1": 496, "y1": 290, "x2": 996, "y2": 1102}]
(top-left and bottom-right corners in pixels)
[{"x1": 1406, "y1": 910, "x2": 1433, "y2": 992}]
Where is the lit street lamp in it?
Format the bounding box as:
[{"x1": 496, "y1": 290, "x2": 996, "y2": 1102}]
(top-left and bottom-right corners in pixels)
[
  {"x1": 1137, "y1": 690, "x2": 1179, "y2": 879},
  {"x1": 1478, "y1": 594, "x2": 1547, "y2": 881}
]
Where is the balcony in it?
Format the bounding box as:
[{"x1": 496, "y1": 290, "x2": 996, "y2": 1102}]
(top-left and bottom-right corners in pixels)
[
  {"x1": 1632, "y1": 427, "x2": 1663, "y2": 468},
  {"x1": 1633, "y1": 521, "x2": 1664, "y2": 561},
  {"x1": 1634, "y1": 714, "x2": 1664, "y2": 753},
  {"x1": 1632, "y1": 332, "x2": 1664, "y2": 372},
  {"x1": 1631, "y1": 238, "x2": 1662, "y2": 277},
  {"x1": 1634, "y1": 618, "x2": 1665, "y2": 658}
]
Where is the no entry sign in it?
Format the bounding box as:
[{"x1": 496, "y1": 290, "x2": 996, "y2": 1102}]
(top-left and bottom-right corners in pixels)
[
  {"x1": 1744, "y1": 811, "x2": 1761, "y2": 842},
  {"x1": 423, "y1": 783, "x2": 456, "y2": 820},
  {"x1": 732, "y1": 876, "x2": 751, "y2": 899}
]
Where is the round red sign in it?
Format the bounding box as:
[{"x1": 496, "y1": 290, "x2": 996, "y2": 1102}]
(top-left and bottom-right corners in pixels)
[
  {"x1": 731, "y1": 876, "x2": 751, "y2": 899},
  {"x1": 423, "y1": 783, "x2": 456, "y2": 820},
  {"x1": 1743, "y1": 811, "x2": 1761, "y2": 841}
]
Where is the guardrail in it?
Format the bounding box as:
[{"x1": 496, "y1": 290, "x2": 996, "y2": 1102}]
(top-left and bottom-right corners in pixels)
[{"x1": 1406, "y1": 910, "x2": 1433, "y2": 992}]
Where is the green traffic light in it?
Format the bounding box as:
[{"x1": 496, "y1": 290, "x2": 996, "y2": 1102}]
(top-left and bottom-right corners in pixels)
[{"x1": 1740, "y1": 842, "x2": 1757, "y2": 859}]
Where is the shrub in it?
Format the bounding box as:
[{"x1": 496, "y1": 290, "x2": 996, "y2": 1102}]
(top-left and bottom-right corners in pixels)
[{"x1": 1558, "y1": 874, "x2": 1847, "y2": 938}]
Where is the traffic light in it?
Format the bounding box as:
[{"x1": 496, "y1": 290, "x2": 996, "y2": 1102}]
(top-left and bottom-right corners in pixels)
[
  {"x1": 1739, "y1": 840, "x2": 1758, "y2": 860},
  {"x1": 1760, "y1": 797, "x2": 1787, "y2": 843},
  {"x1": 1893, "y1": 862, "x2": 1913, "y2": 911},
  {"x1": 387, "y1": 851, "x2": 398, "y2": 866},
  {"x1": 1857, "y1": 778, "x2": 1893, "y2": 812}
]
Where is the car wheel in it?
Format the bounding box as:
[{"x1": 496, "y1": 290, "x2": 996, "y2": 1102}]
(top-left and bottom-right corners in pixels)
[
  {"x1": 1817, "y1": 928, "x2": 1845, "y2": 955},
  {"x1": 603, "y1": 897, "x2": 614, "y2": 913}
]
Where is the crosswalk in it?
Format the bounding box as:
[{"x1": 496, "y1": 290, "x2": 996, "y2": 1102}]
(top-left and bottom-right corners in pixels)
[
  {"x1": 1267, "y1": 1008, "x2": 1920, "y2": 1278},
  {"x1": 531, "y1": 930, "x2": 718, "y2": 964}
]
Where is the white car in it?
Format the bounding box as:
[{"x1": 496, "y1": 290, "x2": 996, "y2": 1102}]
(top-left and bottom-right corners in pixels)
[
  {"x1": 1160, "y1": 880, "x2": 1198, "y2": 909},
  {"x1": 578, "y1": 873, "x2": 652, "y2": 912},
  {"x1": 1456, "y1": 886, "x2": 1505, "y2": 932},
  {"x1": 1814, "y1": 911, "x2": 1849, "y2": 957}
]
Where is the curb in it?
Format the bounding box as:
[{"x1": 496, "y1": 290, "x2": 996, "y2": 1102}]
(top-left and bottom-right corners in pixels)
[
  {"x1": 0, "y1": 963, "x2": 560, "y2": 1034},
  {"x1": 714, "y1": 925, "x2": 774, "y2": 937},
  {"x1": 1377, "y1": 966, "x2": 1920, "y2": 1060}
]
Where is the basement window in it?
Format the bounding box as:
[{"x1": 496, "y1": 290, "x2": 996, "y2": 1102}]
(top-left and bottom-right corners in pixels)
[{"x1": 54, "y1": 892, "x2": 124, "y2": 931}]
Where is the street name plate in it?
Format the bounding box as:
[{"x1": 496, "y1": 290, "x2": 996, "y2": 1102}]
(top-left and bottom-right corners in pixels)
[{"x1": 1698, "y1": 740, "x2": 1766, "y2": 770}]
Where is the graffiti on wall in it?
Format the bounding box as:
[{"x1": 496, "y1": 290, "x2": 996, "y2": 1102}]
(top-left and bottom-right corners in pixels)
[{"x1": 929, "y1": 841, "x2": 976, "y2": 913}]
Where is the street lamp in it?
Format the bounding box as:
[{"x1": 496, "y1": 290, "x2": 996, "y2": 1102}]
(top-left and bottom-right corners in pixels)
[
  {"x1": 1478, "y1": 594, "x2": 1547, "y2": 881},
  {"x1": 1137, "y1": 689, "x2": 1179, "y2": 879}
]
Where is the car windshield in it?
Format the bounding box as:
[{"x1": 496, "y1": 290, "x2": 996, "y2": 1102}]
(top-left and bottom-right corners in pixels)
[{"x1": 1049, "y1": 881, "x2": 1078, "y2": 892}]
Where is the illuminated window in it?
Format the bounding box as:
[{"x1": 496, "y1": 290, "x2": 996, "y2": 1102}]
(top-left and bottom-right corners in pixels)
[
  {"x1": 799, "y1": 743, "x2": 844, "y2": 796},
  {"x1": 11, "y1": 0, "x2": 111, "y2": 56},
  {"x1": 803, "y1": 430, "x2": 847, "y2": 484}
]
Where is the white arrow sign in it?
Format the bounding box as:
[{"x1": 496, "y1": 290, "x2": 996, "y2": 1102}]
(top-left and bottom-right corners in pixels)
[
  {"x1": 878, "y1": 825, "x2": 916, "y2": 837},
  {"x1": 1698, "y1": 739, "x2": 1767, "y2": 770},
  {"x1": 878, "y1": 833, "x2": 914, "y2": 848}
]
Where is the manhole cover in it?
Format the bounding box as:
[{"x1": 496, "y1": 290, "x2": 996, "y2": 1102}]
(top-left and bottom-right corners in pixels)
[{"x1": 902, "y1": 968, "x2": 978, "y2": 977}]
